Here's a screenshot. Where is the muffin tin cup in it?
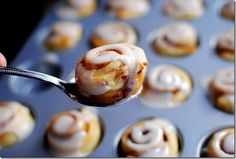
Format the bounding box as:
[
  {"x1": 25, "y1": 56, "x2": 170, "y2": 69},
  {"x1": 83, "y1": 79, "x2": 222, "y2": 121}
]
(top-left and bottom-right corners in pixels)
[{"x1": 0, "y1": 0, "x2": 234, "y2": 157}]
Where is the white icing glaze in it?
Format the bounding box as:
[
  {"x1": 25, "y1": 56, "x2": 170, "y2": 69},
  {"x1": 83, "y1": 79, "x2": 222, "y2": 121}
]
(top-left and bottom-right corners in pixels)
[
  {"x1": 164, "y1": 0, "x2": 204, "y2": 18},
  {"x1": 47, "y1": 109, "x2": 99, "y2": 156},
  {"x1": 139, "y1": 144, "x2": 169, "y2": 157},
  {"x1": 155, "y1": 22, "x2": 197, "y2": 47},
  {"x1": 0, "y1": 102, "x2": 34, "y2": 143},
  {"x1": 53, "y1": 115, "x2": 76, "y2": 134},
  {"x1": 208, "y1": 128, "x2": 234, "y2": 157},
  {"x1": 222, "y1": 133, "x2": 234, "y2": 154},
  {"x1": 212, "y1": 67, "x2": 234, "y2": 93},
  {"x1": 76, "y1": 44, "x2": 147, "y2": 97},
  {"x1": 49, "y1": 21, "x2": 82, "y2": 41},
  {"x1": 124, "y1": 118, "x2": 177, "y2": 157},
  {"x1": 147, "y1": 65, "x2": 191, "y2": 93},
  {"x1": 94, "y1": 22, "x2": 137, "y2": 44},
  {"x1": 48, "y1": 119, "x2": 86, "y2": 150},
  {"x1": 217, "y1": 28, "x2": 234, "y2": 50},
  {"x1": 108, "y1": 0, "x2": 150, "y2": 15}
]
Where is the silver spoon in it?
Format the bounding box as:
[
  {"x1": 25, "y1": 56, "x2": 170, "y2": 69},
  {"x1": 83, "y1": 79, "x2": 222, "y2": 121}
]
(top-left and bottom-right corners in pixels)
[{"x1": 0, "y1": 66, "x2": 141, "y2": 107}]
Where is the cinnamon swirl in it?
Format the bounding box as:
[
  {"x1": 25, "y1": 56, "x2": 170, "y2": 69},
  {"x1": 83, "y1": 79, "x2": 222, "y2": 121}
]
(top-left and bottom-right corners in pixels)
[
  {"x1": 44, "y1": 21, "x2": 83, "y2": 51},
  {"x1": 91, "y1": 22, "x2": 137, "y2": 47},
  {"x1": 107, "y1": 0, "x2": 150, "y2": 20},
  {"x1": 215, "y1": 28, "x2": 234, "y2": 61},
  {"x1": 163, "y1": 0, "x2": 205, "y2": 20},
  {"x1": 75, "y1": 44, "x2": 148, "y2": 105},
  {"x1": 207, "y1": 128, "x2": 234, "y2": 157},
  {"x1": 141, "y1": 64, "x2": 192, "y2": 107},
  {"x1": 119, "y1": 118, "x2": 180, "y2": 157},
  {"x1": 0, "y1": 101, "x2": 35, "y2": 148},
  {"x1": 153, "y1": 22, "x2": 198, "y2": 56},
  {"x1": 46, "y1": 108, "x2": 101, "y2": 157},
  {"x1": 209, "y1": 67, "x2": 234, "y2": 113}
]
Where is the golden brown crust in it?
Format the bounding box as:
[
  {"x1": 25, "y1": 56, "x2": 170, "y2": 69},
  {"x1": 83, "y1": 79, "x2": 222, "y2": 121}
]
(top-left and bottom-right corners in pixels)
[
  {"x1": 215, "y1": 46, "x2": 234, "y2": 61},
  {"x1": 121, "y1": 119, "x2": 179, "y2": 157},
  {"x1": 209, "y1": 83, "x2": 234, "y2": 113},
  {"x1": 154, "y1": 39, "x2": 197, "y2": 56},
  {"x1": 46, "y1": 109, "x2": 101, "y2": 157},
  {"x1": 207, "y1": 128, "x2": 234, "y2": 157}
]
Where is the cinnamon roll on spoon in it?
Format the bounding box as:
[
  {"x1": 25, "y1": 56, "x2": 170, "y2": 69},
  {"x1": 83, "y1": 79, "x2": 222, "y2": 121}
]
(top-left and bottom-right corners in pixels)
[{"x1": 75, "y1": 43, "x2": 148, "y2": 106}]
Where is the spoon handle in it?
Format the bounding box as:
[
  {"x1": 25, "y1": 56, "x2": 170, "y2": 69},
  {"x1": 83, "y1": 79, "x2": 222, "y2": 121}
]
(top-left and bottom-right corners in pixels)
[{"x1": 0, "y1": 66, "x2": 66, "y2": 90}]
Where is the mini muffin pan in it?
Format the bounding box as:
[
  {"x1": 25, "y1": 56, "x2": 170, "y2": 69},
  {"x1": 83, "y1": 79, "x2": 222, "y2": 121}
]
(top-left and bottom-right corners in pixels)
[{"x1": 0, "y1": 0, "x2": 234, "y2": 157}]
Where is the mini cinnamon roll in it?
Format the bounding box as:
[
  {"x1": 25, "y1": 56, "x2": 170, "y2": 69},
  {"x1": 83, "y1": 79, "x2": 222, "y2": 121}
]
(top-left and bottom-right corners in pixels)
[
  {"x1": 58, "y1": 0, "x2": 96, "y2": 18},
  {"x1": 75, "y1": 44, "x2": 148, "y2": 105},
  {"x1": 44, "y1": 21, "x2": 83, "y2": 51},
  {"x1": 221, "y1": 1, "x2": 234, "y2": 21},
  {"x1": 209, "y1": 67, "x2": 234, "y2": 113},
  {"x1": 141, "y1": 65, "x2": 192, "y2": 107},
  {"x1": 163, "y1": 0, "x2": 204, "y2": 20},
  {"x1": 153, "y1": 22, "x2": 198, "y2": 56},
  {"x1": 207, "y1": 128, "x2": 234, "y2": 157},
  {"x1": 120, "y1": 118, "x2": 179, "y2": 157},
  {"x1": 107, "y1": 0, "x2": 150, "y2": 20},
  {"x1": 215, "y1": 28, "x2": 234, "y2": 61},
  {"x1": 46, "y1": 108, "x2": 101, "y2": 157},
  {"x1": 0, "y1": 101, "x2": 35, "y2": 148},
  {"x1": 91, "y1": 22, "x2": 138, "y2": 47}
]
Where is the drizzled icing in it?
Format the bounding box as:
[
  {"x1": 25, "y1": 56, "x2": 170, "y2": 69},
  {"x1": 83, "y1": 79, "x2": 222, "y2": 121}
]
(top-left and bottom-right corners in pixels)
[
  {"x1": 108, "y1": 0, "x2": 150, "y2": 15},
  {"x1": 0, "y1": 102, "x2": 34, "y2": 146},
  {"x1": 75, "y1": 44, "x2": 147, "y2": 97},
  {"x1": 94, "y1": 22, "x2": 137, "y2": 44},
  {"x1": 48, "y1": 22, "x2": 82, "y2": 42},
  {"x1": 164, "y1": 0, "x2": 204, "y2": 19},
  {"x1": 217, "y1": 28, "x2": 234, "y2": 51},
  {"x1": 155, "y1": 22, "x2": 197, "y2": 47},
  {"x1": 210, "y1": 67, "x2": 234, "y2": 110},
  {"x1": 212, "y1": 67, "x2": 234, "y2": 93},
  {"x1": 47, "y1": 108, "x2": 99, "y2": 157},
  {"x1": 122, "y1": 118, "x2": 178, "y2": 157},
  {"x1": 208, "y1": 128, "x2": 234, "y2": 157},
  {"x1": 141, "y1": 65, "x2": 191, "y2": 107}
]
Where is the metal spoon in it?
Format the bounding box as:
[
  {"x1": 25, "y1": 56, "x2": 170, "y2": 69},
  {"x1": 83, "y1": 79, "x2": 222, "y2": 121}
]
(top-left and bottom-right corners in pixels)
[{"x1": 0, "y1": 66, "x2": 141, "y2": 107}]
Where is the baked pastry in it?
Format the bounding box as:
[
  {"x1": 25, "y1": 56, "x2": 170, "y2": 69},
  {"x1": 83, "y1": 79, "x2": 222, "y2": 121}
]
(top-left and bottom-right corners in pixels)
[
  {"x1": 207, "y1": 128, "x2": 234, "y2": 157},
  {"x1": 153, "y1": 22, "x2": 198, "y2": 56},
  {"x1": 141, "y1": 65, "x2": 192, "y2": 107},
  {"x1": 75, "y1": 44, "x2": 148, "y2": 105},
  {"x1": 58, "y1": 0, "x2": 96, "y2": 18},
  {"x1": 163, "y1": 0, "x2": 204, "y2": 20},
  {"x1": 44, "y1": 21, "x2": 83, "y2": 51},
  {"x1": 209, "y1": 67, "x2": 234, "y2": 113},
  {"x1": 221, "y1": 1, "x2": 234, "y2": 21},
  {"x1": 215, "y1": 28, "x2": 234, "y2": 61},
  {"x1": 107, "y1": 0, "x2": 150, "y2": 20},
  {"x1": 120, "y1": 118, "x2": 179, "y2": 157},
  {"x1": 46, "y1": 108, "x2": 101, "y2": 157},
  {"x1": 91, "y1": 21, "x2": 137, "y2": 47},
  {"x1": 0, "y1": 101, "x2": 35, "y2": 148}
]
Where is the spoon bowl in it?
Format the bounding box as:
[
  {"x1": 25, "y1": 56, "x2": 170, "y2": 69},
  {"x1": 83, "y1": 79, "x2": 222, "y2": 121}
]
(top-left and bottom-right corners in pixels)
[{"x1": 0, "y1": 66, "x2": 141, "y2": 107}]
